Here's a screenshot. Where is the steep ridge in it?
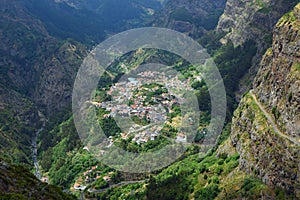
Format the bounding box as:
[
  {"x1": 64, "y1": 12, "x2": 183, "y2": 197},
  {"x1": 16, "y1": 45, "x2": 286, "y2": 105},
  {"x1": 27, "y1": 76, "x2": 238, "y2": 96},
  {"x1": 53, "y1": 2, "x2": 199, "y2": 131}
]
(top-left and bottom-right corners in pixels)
[
  {"x1": 0, "y1": 0, "x2": 87, "y2": 116},
  {"x1": 217, "y1": 0, "x2": 297, "y2": 48},
  {"x1": 254, "y1": 6, "x2": 300, "y2": 140},
  {"x1": 219, "y1": 3, "x2": 300, "y2": 197},
  {"x1": 217, "y1": 0, "x2": 298, "y2": 100},
  {"x1": 0, "y1": 0, "x2": 86, "y2": 172},
  {"x1": 0, "y1": 85, "x2": 39, "y2": 164},
  {"x1": 250, "y1": 91, "x2": 300, "y2": 146},
  {"x1": 0, "y1": 1, "x2": 87, "y2": 197}
]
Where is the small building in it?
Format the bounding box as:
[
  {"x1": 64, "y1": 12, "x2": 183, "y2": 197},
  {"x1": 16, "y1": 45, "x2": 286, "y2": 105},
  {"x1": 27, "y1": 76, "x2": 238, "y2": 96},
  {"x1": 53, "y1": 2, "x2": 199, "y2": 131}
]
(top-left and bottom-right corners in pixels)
[
  {"x1": 83, "y1": 171, "x2": 89, "y2": 176},
  {"x1": 74, "y1": 183, "x2": 81, "y2": 190},
  {"x1": 103, "y1": 176, "x2": 111, "y2": 182},
  {"x1": 131, "y1": 105, "x2": 138, "y2": 110},
  {"x1": 41, "y1": 177, "x2": 49, "y2": 183},
  {"x1": 176, "y1": 133, "x2": 187, "y2": 143},
  {"x1": 151, "y1": 133, "x2": 158, "y2": 141},
  {"x1": 74, "y1": 183, "x2": 87, "y2": 191},
  {"x1": 83, "y1": 146, "x2": 89, "y2": 152}
]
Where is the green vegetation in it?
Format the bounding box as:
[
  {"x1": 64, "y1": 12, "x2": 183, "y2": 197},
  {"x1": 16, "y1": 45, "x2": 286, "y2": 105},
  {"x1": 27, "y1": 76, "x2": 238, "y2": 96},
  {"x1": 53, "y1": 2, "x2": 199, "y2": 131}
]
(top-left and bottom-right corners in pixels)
[
  {"x1": 194, "y1": 183, "x2": 220, "y2": 200},
  {"x1": 255, "y1": 0, "x2": 268, "y2": 12},
  {"x1": 27, "y1": 0, "x2": 161, "y2": 45},
  {"x1": 133, "y1": 83, "x2": 168, "y2": 106},
  {"x1": 48, "y1": 143, "x2": 97, "y2": 187},
  {"x1": 99, "y1": 116, "x2": 122, "y2": 138},
  {"x1": 294, "y1": 62, "x2": 300, "y2": 71},
  {"x1": 88, "y1": 183, "x2": 146, "y2": 199},
  {"x1": 2, "y1": 1, "x2": 300, "y2": 199},
  {"x1": 213, "y1": 40, "x2": 257, "y2": 117},
  {"x1": 94, "y1": 89, "x2": 112, "y2": 102},
  {"x1": 94, "y1": 148, "x2": 240, "y2": 200},
  {"x1": 93, "y1": 178, "x2": 109, "y2": 190},
  {"x1": 170, "y1": 7, "x2": 194, "y2": 23},
  {"x1": 131, "y1": 115, "x2": 150, "y2": 126},
  {"x1": 0, "y1": 90, "x2": 38, "y2": 165},
  {"x1": 263, "y1": 33, "x2": 273, "y2": 45},
  {"x1": 271, "y1": 106, "x2": 281, "y2": 120},
  {"x1": 143, "y1": 149, "x2": 240, "y2": 199},
  {"x1": 38, "y1": 117, "x2": 93, "y2": 188},
  {"x1": 277, "y1": 8, "x2": 298, "y2": 26}
]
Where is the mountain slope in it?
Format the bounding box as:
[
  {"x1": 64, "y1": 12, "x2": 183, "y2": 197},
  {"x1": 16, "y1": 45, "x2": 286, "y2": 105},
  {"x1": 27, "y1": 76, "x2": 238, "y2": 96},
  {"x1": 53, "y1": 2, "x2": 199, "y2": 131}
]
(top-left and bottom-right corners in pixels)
[
  {"x1": 26, "y1": 0, "x2": 163, "y2": 45},
  {"x1": 217, "y1": 0, "x2": 298, "y2": 100},
  {"x1": 0, "y1": 159, "x2": 76, "y2": 199},
  {"x1": 152, "y1": 0, "x2": 226, "y2": 37},
  {"x1": 217, "y1": 0, "x2": 297, "y2": 48},
  {"x1": 0, "y1": 85, "x2": 39, "y2": 164},
  {"x1": 0, "y1": 0, "x2": 87, "y2": 117},
  {"x1": 1, "y1": 1, "x2": 299, "y2": 199},
  {"x1": 219, "y1": 3, "x2": 300, "y2": 197}
]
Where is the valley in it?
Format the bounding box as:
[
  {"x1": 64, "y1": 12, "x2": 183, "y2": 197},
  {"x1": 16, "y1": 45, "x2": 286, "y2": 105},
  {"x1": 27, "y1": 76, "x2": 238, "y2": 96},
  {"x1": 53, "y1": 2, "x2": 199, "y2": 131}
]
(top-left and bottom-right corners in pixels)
[{"x1": 0, "y1": 0, "x2": 299, "y2": 199}]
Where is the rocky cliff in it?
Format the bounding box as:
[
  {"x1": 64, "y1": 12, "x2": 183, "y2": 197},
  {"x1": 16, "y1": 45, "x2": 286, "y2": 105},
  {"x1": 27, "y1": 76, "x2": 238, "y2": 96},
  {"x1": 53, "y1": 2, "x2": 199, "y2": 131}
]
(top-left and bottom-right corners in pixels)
[
  {"x1": 217, "y1": 0, "x2": 298, "y2": 101},
  {"x1": 217, "y1": 0, "x2": 297, "y2": 48},
  {"x1": 254, "y1": 6, "x2": 300, "y2": 139},
  {"x1": 220, "y1": 3, "x2": 300, "y2": 197}
]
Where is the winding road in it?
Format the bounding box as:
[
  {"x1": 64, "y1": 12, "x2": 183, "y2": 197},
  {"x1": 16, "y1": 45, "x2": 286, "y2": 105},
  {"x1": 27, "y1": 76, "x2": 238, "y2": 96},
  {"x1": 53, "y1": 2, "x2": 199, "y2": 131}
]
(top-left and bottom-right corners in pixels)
[
  {"x1": 88, "y1": 180, "x2": 145, "y2": 193},
  {"x1": 249, "y1": 90, "x2": 300, "y2": 146}
]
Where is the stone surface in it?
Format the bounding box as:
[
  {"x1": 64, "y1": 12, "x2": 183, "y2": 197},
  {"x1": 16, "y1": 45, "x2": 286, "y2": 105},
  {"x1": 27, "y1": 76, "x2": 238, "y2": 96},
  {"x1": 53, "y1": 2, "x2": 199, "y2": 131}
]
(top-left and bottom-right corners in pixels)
[{"x1": 221, "y1": 4, "x2": 300, "y2": 197}]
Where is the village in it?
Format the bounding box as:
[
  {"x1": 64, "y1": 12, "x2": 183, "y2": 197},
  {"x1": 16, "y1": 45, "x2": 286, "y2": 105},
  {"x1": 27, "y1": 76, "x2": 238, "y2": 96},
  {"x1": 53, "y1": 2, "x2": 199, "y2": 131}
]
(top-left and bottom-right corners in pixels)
[
  {"x1": 92, "y1": 70, "x2": 195, "y2": 145},
  {"x1": 73, "y1": 71, "x2": 196, "y2": 191}
]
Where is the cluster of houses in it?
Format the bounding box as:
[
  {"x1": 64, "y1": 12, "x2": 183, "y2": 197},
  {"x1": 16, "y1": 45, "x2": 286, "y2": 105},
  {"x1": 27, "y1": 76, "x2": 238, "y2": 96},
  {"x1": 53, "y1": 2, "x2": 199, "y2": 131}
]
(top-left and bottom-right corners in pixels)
[
  {"x1": 131, "y1": 125, "x2": 161, "y2": 145},
  {"x1": 92, "y1": 70, "x2": 194, "y2": 145},
  {"x1": 73, "y1": 165, "x2": 113, "y2": 191}
]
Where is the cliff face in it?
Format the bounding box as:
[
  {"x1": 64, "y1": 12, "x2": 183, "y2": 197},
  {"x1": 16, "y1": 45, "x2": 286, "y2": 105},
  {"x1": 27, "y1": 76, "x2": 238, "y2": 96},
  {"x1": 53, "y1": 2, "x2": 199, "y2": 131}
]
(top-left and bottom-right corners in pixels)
[
  {"x1": 153, "y1": 0, "x2": 226, "y2": 37},
  {"x1": 222, "y1": 4, "x2": 300, "y2": 197},
  {"x1": 33, "y1": 40, "x2": 86, "y2": 115},
  {"x1": 254, "y1": 6, "x2": 300, "y2": 139},
  {"x1": 217, "y1": 0, "x2": 297, "y2": 48},
  {"x1": 217, "y1": 0, "x2": 298, "y2": 101}
]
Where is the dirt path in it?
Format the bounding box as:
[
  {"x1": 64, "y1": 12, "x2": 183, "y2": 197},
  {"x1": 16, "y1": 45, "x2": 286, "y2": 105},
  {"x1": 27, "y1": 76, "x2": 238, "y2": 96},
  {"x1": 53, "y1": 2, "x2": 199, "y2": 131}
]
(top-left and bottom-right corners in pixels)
[{"x1": 250, "y1": 91, "x2": 300, "y2": 146}]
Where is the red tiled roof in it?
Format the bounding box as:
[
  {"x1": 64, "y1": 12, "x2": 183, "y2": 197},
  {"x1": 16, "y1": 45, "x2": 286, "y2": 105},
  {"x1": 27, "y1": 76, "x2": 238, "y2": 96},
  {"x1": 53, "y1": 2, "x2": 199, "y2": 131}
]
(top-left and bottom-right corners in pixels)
[
  {"x1": 74, "y1": 183, "x2": 80, "y2": 187},
  {"x1": 131, "y1": 105, "x2": 137, "y2": 109}
]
